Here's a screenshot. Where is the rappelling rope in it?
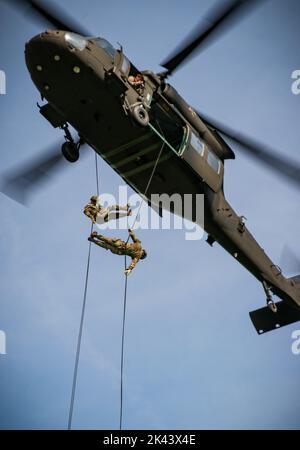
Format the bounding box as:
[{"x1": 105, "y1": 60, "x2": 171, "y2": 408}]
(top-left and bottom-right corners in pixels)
[
  {"x1": 128, "y1": 122, "x2": 166, "y2": 233},
  {"x1": 68, "y1": 123, "x2": 165, "y2": 430},
  {"x1": 68, "y1": 152, "x2": 100, "y2": 430},
  {"x1": 119, "y1": 124, "x2": 166, "y2": 430}
]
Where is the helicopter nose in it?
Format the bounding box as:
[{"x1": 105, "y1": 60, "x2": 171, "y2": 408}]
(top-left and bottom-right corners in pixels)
[
  {"x1": 25, "y1": 30, "x2": 89, "y2": 99},
  {"x1": 25, "y1": 29, "x2": 65, "y2": 55},
  {"x1": 25, "y1": 30, "x2": 88, "y2": 66},
  {"x1": 25, "y1": 31, "x2": 65, "y2": 96}
]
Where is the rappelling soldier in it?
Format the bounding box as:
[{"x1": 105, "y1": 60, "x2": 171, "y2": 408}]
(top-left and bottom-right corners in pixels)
[
  {"x1": 83, "y1": 195, "x2": 132, "y2": 225},
  {"x1": 88, "y1": 228, "x2": 147, "y2": 276}
]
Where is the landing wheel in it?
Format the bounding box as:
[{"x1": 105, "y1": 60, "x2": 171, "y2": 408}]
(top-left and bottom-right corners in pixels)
[
  {"x1": 62, "y1": 141, "x2": 79, "y2": 163},
  {"x1": 131, "y1": 104, "x2": 149, "y2": 127},
  {"x1": 267, "y1": 301, "x2": 278, "y2": 314}
]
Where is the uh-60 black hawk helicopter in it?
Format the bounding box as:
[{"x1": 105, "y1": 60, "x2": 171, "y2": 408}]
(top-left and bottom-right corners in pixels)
[{"x1": 3, "y1": 0, "x2": 300, "y2": 334}]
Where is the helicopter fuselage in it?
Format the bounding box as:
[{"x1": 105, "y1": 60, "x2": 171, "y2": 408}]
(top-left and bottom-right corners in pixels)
[{"x1": 24, "y1": 30, "x2": 300, "y2": 333}]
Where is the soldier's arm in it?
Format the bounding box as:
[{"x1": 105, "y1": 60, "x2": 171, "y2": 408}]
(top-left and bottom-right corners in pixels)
[
  {"x1": 84, "y1": 208, "x2": 96, "y2": 223},
  {"x1": 126, "y1": 257, "x2": 139, "y2": 273},
  {"x1": 128, "y1": 229, "x2": 140, "y2": 244}
]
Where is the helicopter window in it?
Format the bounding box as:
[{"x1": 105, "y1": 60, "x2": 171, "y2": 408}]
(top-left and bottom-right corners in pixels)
[
  {"x1": 121, "y1": 56, "x2": 130, "y2": 75},
  {"x1": 190, "y1": 132, "x2": 205, "y2": 155},
  {"x1": 65, "y1": 32, "x2": 88, "y2": 51},
  {"x1": 207, "y1": 149, "x2": 221, "y2": 173},
  {"x1": 93, "y1": 38, "x2": 116, "y2": 59}
]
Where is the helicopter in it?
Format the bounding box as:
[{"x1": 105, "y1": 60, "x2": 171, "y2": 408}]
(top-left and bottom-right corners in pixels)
[{"x1": 2, "y1": 0, "x2": 300, "y2": 334}]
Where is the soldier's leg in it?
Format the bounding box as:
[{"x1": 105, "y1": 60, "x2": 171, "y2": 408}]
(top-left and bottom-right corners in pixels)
[
  {"x1": 96, "y1": 210, "x2": 109, "y2": 224},
  {"x1": 97, "y1": 235, "x2": 116, "y2": 246},
  {"x1": 88, "y1": 237, "x2": 110, "y2": 250},
  {"x1": 89, "y1": 234, "x2": 121, "y2": 252},
  {"x1": 108, "y1": 204, "x2": 130, "y2": 212},
  {"x1": 90, "y1": 232, "x2": 114, "y2": 245},
  {"x1": 108, "y1": 211, "x2": 129, "y2": 221}
]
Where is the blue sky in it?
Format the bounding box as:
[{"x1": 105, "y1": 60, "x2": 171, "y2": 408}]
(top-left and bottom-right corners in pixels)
[{"x1": 0, "y1": 0, "x2": 300, "y2": 429}]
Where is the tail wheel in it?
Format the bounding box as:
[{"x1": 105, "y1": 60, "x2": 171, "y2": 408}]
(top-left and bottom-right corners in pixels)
[
  {"x1": 267, "y1": 301, "x2": 278, "y2": 314},
  {"x1": 62, "y1": 141, "x2": 79, "y2": 163},
  {"x1": 131, "y1": 104, "x2": 149, "y2": 127}
]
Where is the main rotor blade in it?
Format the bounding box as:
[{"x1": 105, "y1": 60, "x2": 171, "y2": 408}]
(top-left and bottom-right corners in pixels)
[
  {"x1": 161, "y1": 0, "x2": 260, "y2": 75},
  {"x1": 12, "y1": 0, "x2": 90, "y2": 35},
  {"x1": 200, "y1": 112, "x2": 300, "y2": 190},
  {"x1": 1, "y1": 143, "x2": 67, "y2": 205}
]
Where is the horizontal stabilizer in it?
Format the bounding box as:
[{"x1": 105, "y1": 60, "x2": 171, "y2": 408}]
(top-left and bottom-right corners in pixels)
[{"x1": 249, "y1": 301, "x2": 300, "y2": 335}]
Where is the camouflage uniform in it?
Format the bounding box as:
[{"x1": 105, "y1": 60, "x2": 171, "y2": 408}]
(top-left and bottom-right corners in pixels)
[
  {"x1": 89, "y1": 229, "x2": 147, "y2": 275},
  {"x1": 84, "y1": 202, "x2": 101, "y2": 224},
  {"x1": 83, "y1": 195, "x2": 130, "y2": 224}
]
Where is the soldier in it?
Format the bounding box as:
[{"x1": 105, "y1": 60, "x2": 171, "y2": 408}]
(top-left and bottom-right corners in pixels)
[
  {"x1": 83, "y1": 195, "x2": 131, "y2": 225},
  {"x1": 128, "y1": 73, "x2": 145, "y2": 94},
  {"x1": 88, "y1": 228, "x2": 147, "y2": 276}
]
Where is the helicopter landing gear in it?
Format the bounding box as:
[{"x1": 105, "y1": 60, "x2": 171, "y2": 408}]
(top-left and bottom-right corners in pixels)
[
  {"x1": 62, "y1": 141, "x2": 79, "y2": 162},
  {"x1": 61, "y1": 124, "x2": 83, "y2": 163},
  {"x1": 131, "y1": 104, "x2": 149, "y2": 127},
  {"x1": 262, "y1": 280, "x2": 278, "y2": 314},
  {"x1": 267, "y1": 301, "x2": 278, "y2": 314}
]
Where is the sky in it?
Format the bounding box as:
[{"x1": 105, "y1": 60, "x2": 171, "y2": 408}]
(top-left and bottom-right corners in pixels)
[{"x1": 0, "y1": 0, "x2": 300, "y2": 430}]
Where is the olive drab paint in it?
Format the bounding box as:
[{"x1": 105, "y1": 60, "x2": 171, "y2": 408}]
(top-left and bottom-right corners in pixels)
[
  {"x1": 5, "y1": 0, "x2": 300, "y2": 335},
  {"x1": 22, "y1": 29, "x2": 300, "y2": 333}
]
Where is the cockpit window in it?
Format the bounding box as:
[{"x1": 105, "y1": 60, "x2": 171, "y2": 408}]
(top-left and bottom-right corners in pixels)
[
  {"x1": 92, "y1": 38, "x2": 116, "y2": 58},
  {"x1": 65, "y1": 32, "x2": 88, "y2": 51}
]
